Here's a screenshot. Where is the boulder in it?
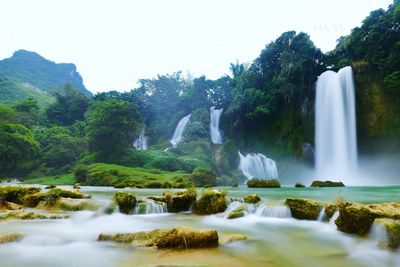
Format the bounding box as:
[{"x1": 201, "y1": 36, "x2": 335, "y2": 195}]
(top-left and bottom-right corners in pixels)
[
  {"x1": 335, "y1": 202, "x2": 400, "y2": 236},
  {"x1": 324, "y1": 203, "x2": 338, "y2": 218},
  {"x1": 310, "y1": 180, "x2": 345, "y2": 187},
  {"x1": 0, "y1": 200, "x2": 22, "y2": 210},
  {"x1": 243, "y1": 194, "x2": 261, "y2": 204},
  {"x1": 113, "y1": 192, "x2": 137, "y2": 214},
  {"x1": 0, "y1": 186, "x2": 41, "y2": 204},
  {"x1": 247, "y1": 179, "x2": 281, "y2": 188},
  {"x1": 285, "y1": 198, "x2": 322, "y2": 220},
  {"x1": 193, "y1": 189, "x2": 227, "y2": 215},
  {"x1": 53, "y1": 197, "x2": 99, "y2": 211},
  {"x1": 0, "y1": 233, "x2": 24, "y2": 244},
  {"x1": 99, "y1": 227, "x2": 219, "y2": 249},
  {"x1": 163, "y1": 188, "x2": 196, "y2": 212},
  {"x1": 227, "y1": 205, "x2": 247, "y2": 219},
  {"x1": 374, "y1": 218, "x2": 400, "y2": 249}
]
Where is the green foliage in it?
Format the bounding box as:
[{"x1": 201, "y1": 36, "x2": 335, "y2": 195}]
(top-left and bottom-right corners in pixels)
[
  {"x1": 183, "y1": 108, "x2": 210, "y2": 142},
  {"x1": 246, "y1": 179, "x2": 281, "y2": 188},
  {"x1": 310, "y1": 180, "x2": 345, "y2": 187},
  {"x1": 295, "y1": 183, "x2": 305, "y2": 188},
  {"x1": 22, "y1": 173, "x2": 76, "y2": 185},
  {"x1": 191, "y1": 168, "x2": 217, "y2": 187},
  {"x1": 86, "y1": 99, "x2": 142, "y2": 160},
  {"x1": 0, "y1": 123, "x2": 39, "y2": 176},
  {"x1": 74, "y1": 165, "x2": 89, "y2": 184},
  {"x1": 46, "y1": 84, "x2": 89, "y2": 126}
]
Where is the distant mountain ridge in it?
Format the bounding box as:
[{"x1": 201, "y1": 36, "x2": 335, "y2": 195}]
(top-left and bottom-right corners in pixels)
[{"x1": 0, "y1": 50, "x2": 92, "y2": 97}]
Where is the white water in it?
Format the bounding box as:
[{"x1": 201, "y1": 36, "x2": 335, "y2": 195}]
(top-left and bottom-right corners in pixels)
[
  {"x1": 133, "y1": 200, "x2": 167, "y2": 214},
  {"x1": 133, "y1": 129, "x2": 148, "y2": 150},
  {"x1": 329, "y1": 211, "x2": 340, "y2": 227},
  {"x1": 210, "y1": 106, "x2": 223, "y2": 144},
  {"x1": 315, "y1": 66, "x2": 357, "y2": 181},
  {"x1": 170, "y1": 114, "x2": 191, "y2": 148},
  {"x1": 317, "y1": 207, "x2": 327, "y2": 222},
  {"x1": 238, "y1": 151, "x2": 278, "y2": 180},
  {"x1": 254, "y1": 204, "x2": 292, "y2": 218}
]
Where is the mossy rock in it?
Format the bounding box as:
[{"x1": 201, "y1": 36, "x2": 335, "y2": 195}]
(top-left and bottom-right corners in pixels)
[
  {"x1": 219, "y1": 233, "x2": 247, "y2": 244},
  {"x1": 285, "y1": 198, "x2": 323, "y2": 220},
  {"x1": 147, "y1": 196, "x2": 167, "y2": 203},
  {"x1": 324, "y1": 203, "x2": 338, "y2": 218},
  {"x1": 98, "y1": 227, "x2": 219, "y2": 249},
  {"x1": 0, "y1": 211, "x2": 47, "y2": 220},
  {"x1": 295, "y1": 183, "x2": 305, "y2": 188},
  {"x1": 310, "y1": 180, "x2": 345, "y2": 187},
  {"x1": 374, "y1": 218, "x2": 400, "y2": 249},
  {"x1": 0, "y1": 200, "x2": 22, "y2": 210},
  {"x1": 243, "y1": 194, "x2": 261, "y2": 204},
  {"x1": 22, "y1": 192, "x2": 47, "y2": 208},
  {"x1": 0, "y1": 233, "x2": 24, "y2": 244},
  {"x1": 46, "y1": 188, "x2": 90, "y2": 199},
  {"x1": 163, "y1": 188, "x2": 196, "y2": 212},
  {"x1": 0, "y1": 186, "x2": 41, "y2": 204},
  {"x1": 247, "y1": 179, "x2": 281, "y2": 188},
  {"x1": 227, "y1": 205, "x2": 247, "y2": 219},
  {"x1": 193, "y1": 189, "x2": 227, "y2": 215},
  {"x1": 113, "y1": 192, "x2": 137, "y2": 214},
  {"x1": 53, "y1": 197, "x2": 99, "y2": 211},
  {"x1": 44, "y1": 185, "x2": 56, "y2": 189}
]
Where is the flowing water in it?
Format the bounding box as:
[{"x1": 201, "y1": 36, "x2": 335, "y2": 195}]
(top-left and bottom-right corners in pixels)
[
  {"x1": 1, "y1": 186, "x2": 399, "y2": 267},
  {"x1": 132, "y1": 129, "x2": 148, "y2": 150},
  {"x1": 315, "y1": 66, "x2": 358, "y2": 182},
  {"x1": 210, "y1": 106, "x2": 223, "y2": 144},
  {"x1": 238, "y1": 152, "x2": 278, "y2": 180},
  {"x1": 170, "y1": 114, "x2": 191, "y2": 148}
]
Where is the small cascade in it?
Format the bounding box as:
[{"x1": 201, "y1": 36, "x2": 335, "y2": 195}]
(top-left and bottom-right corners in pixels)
[
  {"x1": 170, "y1": 114, "x2": 191, "y2": 148},
  {"x1": 369, "y1": 221, "x2": 388, "y2": 247},
  {"x1": 329, "y1": 211, "x2": 340, "y2": 226},
  {"x1": 238, "y1": 151, "x2": 278, "y2": 180},
  {"x1": 255, "y1": 205, "x2": 292, "y2": 218},
  {"x1": 210, "y1": 106, "x2": 223, "y2": 144},
  {"x1": 133, "y1": 129, "x2": 148, "y2": 150},
  {"x1": 317, "y1": 207, "x2": 327, "y2": 222},
  {"x1": 133, "y1": 200, "x2": 167, "y2": 215},
  {"x1": 315, "y1": 66, "x2": 357, "y2": 180}
]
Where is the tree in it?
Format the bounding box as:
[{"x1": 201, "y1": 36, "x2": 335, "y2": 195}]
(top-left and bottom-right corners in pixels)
[
  {"x1": 46, "y1": 84, "x2": 89, "y2": 125},
  {"x1": 86, "y1": 99, "x2": 142, "y2": 160},
  {"x1": 0, "y1": 123, "x2": 39, "y2": 176},
  {"x1": 13, "y1": 97, "x2": 40, "y2": 126}
]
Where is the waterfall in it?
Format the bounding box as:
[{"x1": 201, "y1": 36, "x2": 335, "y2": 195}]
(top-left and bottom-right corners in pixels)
[
  {"x1": 315, "y1": 66, "x2": 357, "y2": 180},
  {"x1": 255, "y1": 205, "x2": 292, "y2": 218},
  {"x1": 210, "y1": 106, "x2": 223, "y2": 144},
  {"x1": 133, "y1": 200, "x2": 167, "y2": 214},
  {"x1": 170, "y1": 114, "x2": 191, "y2": 148},
  {"x1": 133, "y1": 129, "x2": 148, "y2": 150},
  {"x1": 317, "y1": 207, "x2": 327, "y2": 222},
  {"x1": 238, "y1": 151, "x2": 278, "y2": 180}
]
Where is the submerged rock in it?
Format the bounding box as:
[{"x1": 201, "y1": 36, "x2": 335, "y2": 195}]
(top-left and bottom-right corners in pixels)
[
  {"x1": 310, "y1": 180, "x2": 345, "y2": 187},
  {"x1": 193, "y1": 189, "x2": 227, "y2": 215},
  {"x1": 163, "y1": 188, "x2": 196, "y2": 212},
  {"x1": 0, "y1": 211, "x2": 47, "y2": 220},
  {"x1": 374, "y1": 218, "x2": 400, "y2": 249},
  {"x1": 219, "y1": 233, "x2": 247, "y2": 244},
  {"x1": 335, "y1": 202, "x2": 400, "y2": 236},
  {"x1": 285, "y1": 198, "x2": 322, "y2": 220},
  {"x1": 227, "y1": 205, "x2": 247, "y2": 219},
  {"x1": 247, "y1": 179, "x2": 281, "y2": 188},
  {"x1": 98, "y1": 227, "x2": 219, "y2": 249},
  {"x1": 243, "y1": 194, "x2": 261, "y2": 204},
  {"x1": 0, "y1": 233, "x2": 24, "y2": 244},
  {"x1": 113, "y1": 192, "x2": 137, "y2": 214}
]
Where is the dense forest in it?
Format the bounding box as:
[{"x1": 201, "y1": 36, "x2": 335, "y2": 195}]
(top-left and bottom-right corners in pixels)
[{"x1": 0, "y1": 1, "x2": 399, "y2": 186}]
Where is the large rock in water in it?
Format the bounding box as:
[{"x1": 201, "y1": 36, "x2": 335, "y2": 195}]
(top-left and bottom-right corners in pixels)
[
  {"x1": 374, "y1": 218, "x2": 400, "y2": 249},
  {"x1": 310, "y1": 180, "x2": 345, "y2": 187},
  {"x1": 193, "y1": 189, "x2": 227, "y2": 215},
  {"x1": 335, "y1": 202, "x2": 400, "y2": 236},
  {"x1": 243, "y1": 194, "x2": 261, "y2": 204},
  {"x1": 98, "y1": 227, "x2": 218, "y2": 249},
  {"x1": 285, "y1": 198, "x2": 322, "y2": 220}
]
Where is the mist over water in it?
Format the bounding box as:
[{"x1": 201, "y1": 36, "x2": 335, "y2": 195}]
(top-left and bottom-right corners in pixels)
[{"x1": 315, "y1": 66, "x2": 357, "y2": 182}]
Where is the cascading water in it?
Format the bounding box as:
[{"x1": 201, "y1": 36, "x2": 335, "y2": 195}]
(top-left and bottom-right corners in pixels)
[
  {"x1": 315, "y1": 66, "x2": 357, "y2": 181},
  {"x1": 238, "y1": 151, "x2": 278, "y2": 180},
  {"x1": 255, "y1": 205, "x2": 292, "y2": 218},
  {"x1": 133, "y1": 200, "x2": 167, "y2": 214},
  {"x1": 133, "y1": 129, "x2": 148, "y2": 150},
  {"x1": 170, "y1": 114, "x2": 191, "y2": 148},
  {"x1": 210, "y1": 106, "x2": 223, "y2": 144}
]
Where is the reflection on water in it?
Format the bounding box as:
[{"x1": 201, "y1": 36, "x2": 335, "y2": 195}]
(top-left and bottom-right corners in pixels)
[{"x1": 0, "y1": 185, "x2": 399, "y2": 267}]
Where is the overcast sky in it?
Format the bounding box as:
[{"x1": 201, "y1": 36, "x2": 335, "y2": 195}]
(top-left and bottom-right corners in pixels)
[{"x1": 0, "y1": 0, "x2": 393, "y2": 93}]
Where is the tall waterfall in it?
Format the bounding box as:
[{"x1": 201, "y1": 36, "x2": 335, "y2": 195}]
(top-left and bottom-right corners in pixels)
[
  {"x1": 238, "y1": 152, "x2": 278, "y2": 180},
  {"x1": 133, "y1": 129, "x2": 148, "y2": 150},
  {"x1": 170, "y1": 114, "x2": 191, "y2": 148},
  {"x1": 315, "y1": 66, "x2": 357, "y2": 180},
  {"x1": 210, "y1": 106, "x2": 223, "y2": 144}
]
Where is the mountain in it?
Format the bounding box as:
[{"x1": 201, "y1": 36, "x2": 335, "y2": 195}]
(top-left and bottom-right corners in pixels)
[{"x1": 0, "y1": 50, "x2": 92, "y2": 105}]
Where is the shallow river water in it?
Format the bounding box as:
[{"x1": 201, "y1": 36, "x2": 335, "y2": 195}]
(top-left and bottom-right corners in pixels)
[{"x1": 0, "y1": 185, "x2": 399, "y2": 267}]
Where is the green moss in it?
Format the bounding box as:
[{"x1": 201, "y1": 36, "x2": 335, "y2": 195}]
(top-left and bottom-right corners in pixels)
[
  {"x1": 164, "y1": 188, "x2": 196, "y2": 212},
  {"x1": 374, "y1": 218, "x2": 400, "y2": 249},
  {"x1": 310, "y1": 180, "x2": 345, "y2": 187},
  {"x1": 243, "y1": 194, "x2": 261, "y2": 204},
  {"x1": 247, "y1": 179, "x2": 281, "y2": 188},
  {"x1": 113, "y1": 192, "x2": 137, "y2": 214},
  {"x1": 285, "y1": 198, "x2": 322, "y2": 220},
  {"x1": 227, "y1": 205, "x2": 247, "y2": 219},
  {"x1": 0, "y1": 186, "x2": 41, "y2": 204},
  {"x1": 193, "y1": 189, "x2": 227, "y2": 215}
]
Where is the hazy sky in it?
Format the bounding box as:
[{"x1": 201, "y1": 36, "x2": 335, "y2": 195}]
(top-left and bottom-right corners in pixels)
[{"x1": 0, "y1": 0, "x2": 393, "y2": 93}]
